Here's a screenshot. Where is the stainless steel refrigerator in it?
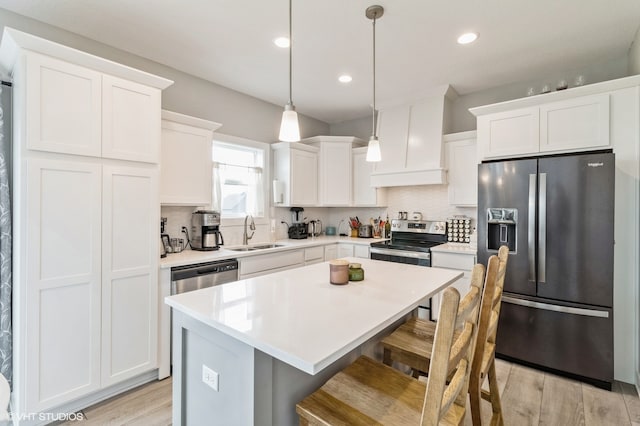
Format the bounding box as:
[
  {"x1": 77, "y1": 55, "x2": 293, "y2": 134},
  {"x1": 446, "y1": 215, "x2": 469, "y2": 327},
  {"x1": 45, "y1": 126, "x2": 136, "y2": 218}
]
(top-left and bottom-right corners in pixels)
[{"x1": 477, "y1": 151, "x2": 614, "y2": 390}]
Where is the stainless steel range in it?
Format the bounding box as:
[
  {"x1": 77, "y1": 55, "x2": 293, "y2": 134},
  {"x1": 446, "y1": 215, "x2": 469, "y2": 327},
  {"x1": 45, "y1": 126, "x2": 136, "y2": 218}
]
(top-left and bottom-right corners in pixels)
[
  {"x1": 370, "y1": 219, "x2": 447, "y2": 266},
  {"x1": 370, "y1": 219, "x2": 447, "y2": 319}
]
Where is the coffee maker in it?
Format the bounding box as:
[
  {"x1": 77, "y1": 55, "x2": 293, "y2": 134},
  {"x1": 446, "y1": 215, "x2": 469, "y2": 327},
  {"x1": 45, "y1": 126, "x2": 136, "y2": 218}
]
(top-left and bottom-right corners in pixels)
[
  {"x1": 288, "y1": 207, "x2": 308, "y2": 239},
  {"x1": 191, "y1": 210, "x2": 224, "y2": 251}
]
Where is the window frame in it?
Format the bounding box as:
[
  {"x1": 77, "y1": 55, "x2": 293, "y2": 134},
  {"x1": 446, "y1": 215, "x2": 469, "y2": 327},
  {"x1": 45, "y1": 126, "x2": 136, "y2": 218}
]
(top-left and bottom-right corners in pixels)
[{"x1": 211, "y1": 133, "x2": 270, "y2": 227}]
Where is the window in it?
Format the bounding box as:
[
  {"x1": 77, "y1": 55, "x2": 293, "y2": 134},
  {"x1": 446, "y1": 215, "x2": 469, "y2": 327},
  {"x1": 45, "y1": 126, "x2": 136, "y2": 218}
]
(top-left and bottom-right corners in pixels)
[{"x1": 212, "y1": 140, "x2": 266, "y2": 218}]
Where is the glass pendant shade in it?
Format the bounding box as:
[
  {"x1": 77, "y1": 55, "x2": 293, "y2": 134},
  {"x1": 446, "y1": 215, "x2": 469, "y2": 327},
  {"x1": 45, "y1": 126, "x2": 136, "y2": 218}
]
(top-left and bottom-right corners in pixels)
[
  {"x1": 366, "y1": 136, "x2": 381, "y2": 162},
  {"x1": 279, "y1": 103, "x2": 300, "y2": 142}
]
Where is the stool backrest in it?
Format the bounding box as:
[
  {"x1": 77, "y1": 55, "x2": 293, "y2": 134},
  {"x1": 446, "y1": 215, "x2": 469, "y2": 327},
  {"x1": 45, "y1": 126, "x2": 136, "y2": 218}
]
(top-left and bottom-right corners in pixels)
[{"x1": 420, "y1": 263, "x2": 485, "y2": 426}]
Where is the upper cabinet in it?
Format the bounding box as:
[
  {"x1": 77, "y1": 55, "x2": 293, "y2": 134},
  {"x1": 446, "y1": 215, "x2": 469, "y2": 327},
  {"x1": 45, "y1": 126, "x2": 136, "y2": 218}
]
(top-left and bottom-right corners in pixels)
[
  {"x1": 160, "y1": 111, "x2": 222, "y2": 206},
  {"x1": 472, "y1": 88, "x2": 615, "y2": 161},
  {"x1": 371, "y1": 85, "x2": 457, "y2": 187},
  {"x1": 272, "y1": 143, "x2": 319, "y2": 207},
  {"x1": 444, "y1": 131, "x2": 477, "y2": 207},
  {"x1": 23, "y1": 51, "x2": 164, "y2": 163},
  {"x1": 352, "y1": 146, "x2": 387, "y2": 207}
]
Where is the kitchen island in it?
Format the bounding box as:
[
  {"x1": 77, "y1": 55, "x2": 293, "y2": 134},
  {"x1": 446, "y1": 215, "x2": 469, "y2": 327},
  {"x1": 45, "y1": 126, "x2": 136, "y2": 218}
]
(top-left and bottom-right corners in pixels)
[{"x1": 165, "y1": 258, "x2": 462, "y2": 425}]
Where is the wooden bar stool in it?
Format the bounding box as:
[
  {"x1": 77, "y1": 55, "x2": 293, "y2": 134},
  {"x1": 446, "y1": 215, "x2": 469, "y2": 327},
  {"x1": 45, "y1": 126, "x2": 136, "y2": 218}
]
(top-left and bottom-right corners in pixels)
[
  {"x1": 296, "y1": 265, "x2": 484, "y2": 426},
  {"x1": 380, "y1": 246, "x2": 509, "y2": 426}
]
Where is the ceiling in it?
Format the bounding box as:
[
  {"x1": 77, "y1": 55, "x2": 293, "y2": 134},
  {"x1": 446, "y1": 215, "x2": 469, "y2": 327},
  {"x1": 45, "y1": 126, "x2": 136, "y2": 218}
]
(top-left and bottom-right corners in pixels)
[{"x1": 1, "y1": 1, "x2": 639, "y2": 124}]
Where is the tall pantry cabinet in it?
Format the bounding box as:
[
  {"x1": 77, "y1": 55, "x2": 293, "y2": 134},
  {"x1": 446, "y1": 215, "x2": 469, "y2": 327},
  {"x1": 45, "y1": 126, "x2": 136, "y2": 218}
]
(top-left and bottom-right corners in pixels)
[{"x1": 0, "y1": 28, "x2": 173, "y2": 416}]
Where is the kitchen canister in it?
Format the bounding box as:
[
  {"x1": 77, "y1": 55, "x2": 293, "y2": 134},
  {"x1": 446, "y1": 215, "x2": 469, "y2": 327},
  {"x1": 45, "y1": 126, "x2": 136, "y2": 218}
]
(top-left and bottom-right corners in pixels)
[
  {"x1": 329, "y1": 260, "x2": 349, "y2": 285},
  {"x1": 348, "y1": 263, "x2": 364, "y2": 281},
  {"x1": 325, "y1": 226, "x2": 336, "y2": 236}
]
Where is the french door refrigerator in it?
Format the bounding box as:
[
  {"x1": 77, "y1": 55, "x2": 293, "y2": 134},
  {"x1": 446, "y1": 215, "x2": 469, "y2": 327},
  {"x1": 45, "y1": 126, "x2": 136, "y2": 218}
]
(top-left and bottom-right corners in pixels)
[{"x1": 477, "y1": 151, "x2": 614, "y2": 390}]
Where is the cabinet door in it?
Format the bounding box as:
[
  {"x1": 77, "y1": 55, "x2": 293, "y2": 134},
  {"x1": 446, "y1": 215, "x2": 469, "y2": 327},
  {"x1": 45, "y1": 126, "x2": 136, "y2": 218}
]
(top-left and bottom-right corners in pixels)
[
  {"x1": 25, "y1": 159, "x2": 102, "y2": 412},
  {"x1": 290, "y1": 148, "x2": 318, "y2": 206},
  {"x1": 102, "y1": 75, "x2": 161, "y2": 163},
  {"x1": 432, "y1": 274, "x2": 471, "y2": 320},
  {"x1": 352, "y1": 148, "x2": 377, "y2": 206},
  {"x1": 324, "y1": 244, "x2": 338, "y2": 261},
  {"x1": 25, "y1": 52, "x2": 102, "y2": 157},
  {"x1": 102, "y1": 165, "x2": 159, "y2": 386},
  {"x1": 478, "y1": 106, "x2": 539, "y2": 159},
  {"x1": 540, "y1": 94, "x2": 610, "y2": 153},
  {"x1": 447, "y1": 138, "x2": 478, "y2": 206},
  {"x1": 374, "y1": 105, "x2": 410, "y2": 172},
  {"x1": 354, "y1": 245, "x2": 370, "y2": 259},
  {"x1": 337, "y1": 244, "x2": 354, "y2": 258},
  {"x1": 160, "y1": 120, "x2": 213, "y2": 205},
  {"x1": 320, "y1": 143, "x2": 351, "y2": 206}
]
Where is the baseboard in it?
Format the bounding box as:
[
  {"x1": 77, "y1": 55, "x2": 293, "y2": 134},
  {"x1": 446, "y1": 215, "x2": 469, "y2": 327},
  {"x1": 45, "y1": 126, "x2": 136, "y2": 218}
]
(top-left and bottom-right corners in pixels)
[{"x1": 9, "y1": 370, "x2": 161, "y2": 426}]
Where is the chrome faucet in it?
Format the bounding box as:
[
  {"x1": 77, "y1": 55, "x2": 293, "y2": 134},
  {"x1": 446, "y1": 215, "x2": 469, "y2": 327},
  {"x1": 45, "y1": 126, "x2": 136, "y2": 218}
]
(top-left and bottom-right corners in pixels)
[{"x1": 243, "y1": 214, "x2": 256, "y2": 245}]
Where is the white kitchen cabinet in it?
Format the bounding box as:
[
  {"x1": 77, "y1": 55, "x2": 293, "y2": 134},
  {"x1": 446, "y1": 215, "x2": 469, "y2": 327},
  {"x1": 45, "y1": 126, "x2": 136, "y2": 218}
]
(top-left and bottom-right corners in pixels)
[
  {"x1": 4, "y1": 28, "x2": 172, "y2": 417},
  {"x1": 160, "y1": 111, "x2": 222, "y2": 205},
  {"x1": 304, "y1": 246, "x2": 325, "y2": 265},
  {"x1": 324, "y1": 244, "x2": 338, "y2": 261},
  {"x1": 272, "y1": 143, "x2": 319, "y2": 207},
  {"x1": 431, "y1": 250, "x2": 476, "y2": 320},
  {"x1": 539, "y1": 94, "x2": 609, "y2": 153},
  {"x1": 336, "y1": 243, "x2": 370, "y2": 259},
  {"x1": 101, "y1": 165, "x2": 158, "y2": 387},
  {"x1": 444, "y1": 131, "x2": 478, "y2": 206},
  {"x1": 239, "y1": 249, "x2": 304, "y2": 279},
  {"x1": 24, "y1": 51, "x2": 162, "y2": 164},
  {"x1": 473, "y1": 91, "x2": 611, "y2": 160},
  {"x1": 352, "y1": 147, "x2": 386, "y2": 206},
  {"x1": 102, "y1": 75, "x2": 161, "y2": 163},
  {"x1": 25, "y1": 52, "x2": 102, "y2": 157},
  {"x1": 24, "y1": 159, "x2": 102, "y2": 412}
]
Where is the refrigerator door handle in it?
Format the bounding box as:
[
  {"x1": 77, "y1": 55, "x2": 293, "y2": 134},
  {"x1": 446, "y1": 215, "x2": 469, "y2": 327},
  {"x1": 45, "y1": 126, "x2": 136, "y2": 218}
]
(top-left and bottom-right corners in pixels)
[
  {"x1": 538, "y1": 173, "x2": 547, "y2": 284},
  {"x1": 528, "y1": 174, "x2": 536, "y2": 283},
  {"x1": 502, "y1": 296, "x2": 609, "y2": 318}
]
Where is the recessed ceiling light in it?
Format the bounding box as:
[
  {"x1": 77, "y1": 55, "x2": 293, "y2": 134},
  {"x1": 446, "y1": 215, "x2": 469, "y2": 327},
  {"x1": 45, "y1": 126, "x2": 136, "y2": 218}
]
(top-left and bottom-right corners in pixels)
[
  {"x1": 457, "y1": 32, "x2": 478, "y2": 45},
  {"x1": 274, "y1": 37, "x2": 290, "y2": 48},
  {"x1": 338, "y1": 75, "x2": 353, "y2": 83}
]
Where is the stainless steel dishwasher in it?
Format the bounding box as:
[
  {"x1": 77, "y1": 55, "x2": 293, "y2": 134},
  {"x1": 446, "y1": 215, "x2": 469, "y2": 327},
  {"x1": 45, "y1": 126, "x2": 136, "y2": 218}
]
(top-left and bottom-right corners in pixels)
[{"x1": 170, "y1": 258, "x2": 239, "y2": 295}]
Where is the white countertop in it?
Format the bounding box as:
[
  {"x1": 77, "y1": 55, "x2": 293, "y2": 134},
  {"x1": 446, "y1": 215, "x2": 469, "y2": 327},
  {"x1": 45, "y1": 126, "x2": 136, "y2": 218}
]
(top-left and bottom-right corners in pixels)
[
  {"x1": 160, "y1": 236, "x2": 386, "y2": 269},
  {"x1": 165, "y1": 258, "x2": 462, "y2": 375},
  {"x1": 430, "y1": 242, "x2": 477, "y2": 255}
]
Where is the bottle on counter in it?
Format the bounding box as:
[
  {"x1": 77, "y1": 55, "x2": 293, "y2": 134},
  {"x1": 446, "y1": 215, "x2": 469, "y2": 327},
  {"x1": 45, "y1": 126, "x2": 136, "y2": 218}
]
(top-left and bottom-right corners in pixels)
[{"x1": 385, "y1": 214, "x2": 391, "y2": 238}]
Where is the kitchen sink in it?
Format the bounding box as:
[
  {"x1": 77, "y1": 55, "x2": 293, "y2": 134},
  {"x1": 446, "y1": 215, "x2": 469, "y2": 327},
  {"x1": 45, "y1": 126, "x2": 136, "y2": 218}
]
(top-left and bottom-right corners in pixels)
[{"x1": 227, "y1": 244, "x2": 284, "y2": 252}]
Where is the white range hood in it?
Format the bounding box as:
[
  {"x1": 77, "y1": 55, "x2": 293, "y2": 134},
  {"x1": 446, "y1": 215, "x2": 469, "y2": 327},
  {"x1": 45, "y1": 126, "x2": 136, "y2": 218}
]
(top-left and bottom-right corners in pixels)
[{"x1": 370, "y1": 84, "x2": 457, "y2": 187}]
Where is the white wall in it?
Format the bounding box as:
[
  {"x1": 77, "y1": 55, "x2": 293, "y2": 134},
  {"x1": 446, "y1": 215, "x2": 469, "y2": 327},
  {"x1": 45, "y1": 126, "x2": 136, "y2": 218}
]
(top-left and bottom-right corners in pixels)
[
  {"x1": 629, "y1": 27, "x2": 640, "y2": 75},
  {"x1": 0, "y1": 8, "x2": 329, "y2": 142}
]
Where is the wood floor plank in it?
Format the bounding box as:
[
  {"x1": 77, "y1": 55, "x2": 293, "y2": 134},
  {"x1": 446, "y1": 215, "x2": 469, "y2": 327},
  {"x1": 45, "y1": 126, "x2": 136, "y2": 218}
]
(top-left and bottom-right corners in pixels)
[
  {"x1": 617, "y1": 381, "x2": 640, "y2": 423},
  {"x1": 539, "y1": 373, "x2": 585, "y2": 426},
  {"x1": 582, "y1": 381, "x2": 630, "y2": 426},
  {"x1": 500, "y1": 364, "x2": 544, "y2": 425}
]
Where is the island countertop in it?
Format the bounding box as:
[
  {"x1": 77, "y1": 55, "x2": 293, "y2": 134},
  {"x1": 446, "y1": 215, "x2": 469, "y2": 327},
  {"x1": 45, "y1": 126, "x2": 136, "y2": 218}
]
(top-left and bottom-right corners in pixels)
[{"x1": 165, "y1": 258, "x2": 462, "y2": 375}]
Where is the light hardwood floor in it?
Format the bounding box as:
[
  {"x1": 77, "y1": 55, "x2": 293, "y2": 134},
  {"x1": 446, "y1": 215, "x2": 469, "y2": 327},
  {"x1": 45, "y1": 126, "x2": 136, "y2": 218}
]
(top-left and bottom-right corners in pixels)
[{"x1": 61, "y1": 359, "x2": 640, "y2": 425}]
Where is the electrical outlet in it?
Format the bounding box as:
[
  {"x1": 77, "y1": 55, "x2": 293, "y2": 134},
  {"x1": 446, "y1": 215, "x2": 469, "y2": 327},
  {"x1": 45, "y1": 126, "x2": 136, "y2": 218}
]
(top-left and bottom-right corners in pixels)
[{"x1": 202, "y1": 365, "x2": 219, "y2": 391}]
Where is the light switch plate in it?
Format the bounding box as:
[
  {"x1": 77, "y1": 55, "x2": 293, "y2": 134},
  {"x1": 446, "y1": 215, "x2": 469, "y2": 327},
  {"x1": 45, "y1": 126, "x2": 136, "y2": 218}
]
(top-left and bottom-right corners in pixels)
[{"x1": 202, "y1": 365, "x2": 219, "y2": 391}]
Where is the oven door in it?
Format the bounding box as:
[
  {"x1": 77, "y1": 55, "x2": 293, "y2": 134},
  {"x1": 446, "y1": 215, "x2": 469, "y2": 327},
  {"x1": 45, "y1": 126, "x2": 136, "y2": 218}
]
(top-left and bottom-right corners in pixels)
[{"x1": 370, "y1": 247, "x2": 431, "y2": 267}]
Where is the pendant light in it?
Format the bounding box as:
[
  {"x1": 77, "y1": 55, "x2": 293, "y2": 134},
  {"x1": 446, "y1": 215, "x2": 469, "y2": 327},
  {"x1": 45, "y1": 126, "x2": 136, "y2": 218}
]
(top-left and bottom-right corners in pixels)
[
  {"x1": 365, "y1": 5, "x2": 383, "y2": 162},
  {"x1": 279, "y1": 0, "x2": 301, "y2": 142}
]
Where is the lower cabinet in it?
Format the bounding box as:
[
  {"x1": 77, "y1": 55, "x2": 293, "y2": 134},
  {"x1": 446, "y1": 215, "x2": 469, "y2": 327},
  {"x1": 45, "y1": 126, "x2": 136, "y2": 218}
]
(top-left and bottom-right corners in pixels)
[
  {"x1": 324, "y1": 244, "x2": 338, "y2": 261},
  {"x1": 239, "y1": 249, "x2": 305, "y2": 279},
  {"x1": 336, "y1": 243, "x2": 370, "y2": 259},
  {"x1": 21, "y1": 158, "x2": 158, "y2": 412},
  {"x1": 304, "y1": 246, "x2": 324, "y2": 265},
  {"x1": 431, "y1": 250, "x2": 476, "y2": 320}
]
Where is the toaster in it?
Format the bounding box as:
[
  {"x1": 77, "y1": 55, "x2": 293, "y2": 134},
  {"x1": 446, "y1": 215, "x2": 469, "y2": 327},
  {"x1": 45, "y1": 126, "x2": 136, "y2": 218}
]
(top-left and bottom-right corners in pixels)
[{"x1": 358, "y1": 224, "x2": 373, "y2": 238}]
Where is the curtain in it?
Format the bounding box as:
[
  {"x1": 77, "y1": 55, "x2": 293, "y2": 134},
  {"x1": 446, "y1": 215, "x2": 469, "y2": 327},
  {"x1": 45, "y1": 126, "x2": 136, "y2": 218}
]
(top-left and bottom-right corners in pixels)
[
  {"x1": 211, "y1": 161, "x2": 222, "y2": 213},
  {"x1": 0, "y1": 84, "x2": 12, "y2": 387},
  {"x1": 247, "y1": 166, "x2": 264, "y2": 217}
]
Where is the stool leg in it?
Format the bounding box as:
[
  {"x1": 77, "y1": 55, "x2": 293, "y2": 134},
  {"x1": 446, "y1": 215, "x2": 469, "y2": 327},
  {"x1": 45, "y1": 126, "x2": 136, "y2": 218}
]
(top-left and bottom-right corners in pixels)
[
  {"x1": 487, "y1": 359, "x2": 504, "y2": 426},
  {"x1": 383, "y1": 348, "x2": 392, "y2": 366},
  {"x1": 469, "y1": 375, "x2": 482, "y2": 426}
]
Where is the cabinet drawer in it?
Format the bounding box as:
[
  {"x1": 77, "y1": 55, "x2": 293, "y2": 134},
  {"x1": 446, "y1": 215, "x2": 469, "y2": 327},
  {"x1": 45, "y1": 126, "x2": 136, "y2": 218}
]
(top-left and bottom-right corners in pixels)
[
  {"x1": 431, "y1": 252, "x2": 475, "y2": 270},
  {"x1": 239, "y1": 250, "x2": 304, "y2": 276},
  {"x1": 304, "y1": 246, "x2": 325, "y2": 262}
]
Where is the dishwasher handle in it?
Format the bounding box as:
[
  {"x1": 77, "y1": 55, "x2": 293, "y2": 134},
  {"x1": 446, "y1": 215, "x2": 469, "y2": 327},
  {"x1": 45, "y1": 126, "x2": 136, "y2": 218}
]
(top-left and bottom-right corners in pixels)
[{"x1": 171, "y1": 259, "x2": 238, "y2": 281}]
